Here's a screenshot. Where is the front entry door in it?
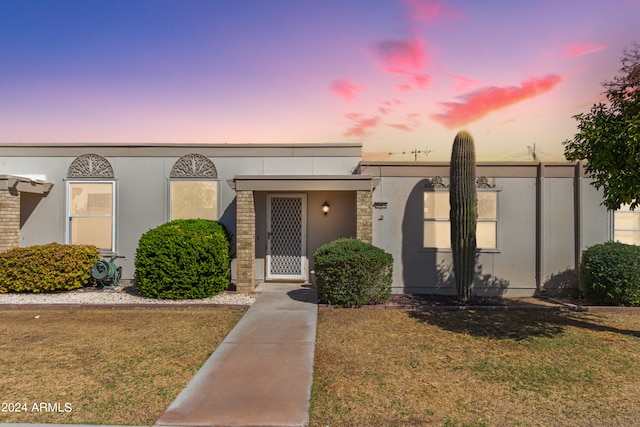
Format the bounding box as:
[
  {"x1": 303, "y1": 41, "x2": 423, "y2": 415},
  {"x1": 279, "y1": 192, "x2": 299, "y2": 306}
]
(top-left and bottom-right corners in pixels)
[{"x1": 266, "y1": 194, "x2": 307, "y2": 281}]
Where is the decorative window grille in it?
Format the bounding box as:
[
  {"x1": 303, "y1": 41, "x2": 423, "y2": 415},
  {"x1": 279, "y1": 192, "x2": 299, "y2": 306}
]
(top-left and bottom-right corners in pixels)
[
  {"x1": 67, "y1": 154, "x2": 114, "y2": 178},
  {"x1": 170, "y1": 153, "x2": 217, "y2": 178}
]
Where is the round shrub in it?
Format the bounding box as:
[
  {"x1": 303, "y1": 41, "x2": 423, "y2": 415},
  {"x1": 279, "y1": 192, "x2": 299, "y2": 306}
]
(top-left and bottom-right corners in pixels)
[
  {"x1": 579, "y1": 241, "x2": 640, "y2": 306},
  {"x1": 0, "y1": 243, "x2": 99, "y2": 293},
  {"x1": 314, "y1": 238, "x2": 393, "y2": 307},
  {"x1": 135, "y1": 219, "x2": 231, "y2": 299}
]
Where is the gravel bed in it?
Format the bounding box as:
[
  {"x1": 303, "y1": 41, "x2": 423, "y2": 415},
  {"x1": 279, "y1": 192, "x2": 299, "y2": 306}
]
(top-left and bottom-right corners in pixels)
[{"x1": 0, "y1": 285, "x2": 256, "y2": 306}]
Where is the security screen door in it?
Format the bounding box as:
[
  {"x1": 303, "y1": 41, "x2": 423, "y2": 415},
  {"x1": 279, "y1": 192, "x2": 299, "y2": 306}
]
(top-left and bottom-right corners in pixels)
[{"x1": 266, "y1": 194, "x2": 307, "y2": 280}]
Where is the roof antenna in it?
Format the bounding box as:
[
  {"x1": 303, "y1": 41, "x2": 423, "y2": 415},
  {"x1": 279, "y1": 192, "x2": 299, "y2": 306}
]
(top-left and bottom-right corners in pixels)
[{"x1": 388, "y1": 147, "x2": 431, "y2": 161}]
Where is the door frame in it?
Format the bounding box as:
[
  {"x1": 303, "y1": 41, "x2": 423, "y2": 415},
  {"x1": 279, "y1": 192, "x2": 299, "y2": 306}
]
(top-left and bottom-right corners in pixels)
[{"x1": 265, "y1": 193, "x2": 307, "y2": 281}]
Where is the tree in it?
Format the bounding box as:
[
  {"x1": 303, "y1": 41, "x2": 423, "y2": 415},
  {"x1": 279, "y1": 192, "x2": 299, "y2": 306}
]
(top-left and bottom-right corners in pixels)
[{"x1": 563, "y1": 42, "x2": 640, "y2": 210}]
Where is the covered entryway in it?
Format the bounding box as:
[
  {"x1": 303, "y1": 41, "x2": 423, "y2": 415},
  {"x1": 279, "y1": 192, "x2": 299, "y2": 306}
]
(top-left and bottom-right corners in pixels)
[
  {"x1": 266, "y1": 194, "x2": 307, "y2": 281},
  {"x1": 0, "y1": 175, "x2": 54, "y2": 252},
  {"x1": 229, "y1": 175, "x2": 379, "y2": 293}
]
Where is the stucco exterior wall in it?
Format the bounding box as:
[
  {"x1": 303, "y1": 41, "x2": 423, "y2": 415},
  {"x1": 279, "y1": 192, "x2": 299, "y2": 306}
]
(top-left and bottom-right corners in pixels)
[
  {"x1": 366, "y1": 162, "x2": 609, "y2": 297},
  {"x1": 306, "y1": 191, "x2": 356, "y2": 272},
  {"x1": 0, "y1": 146, "x2": 613, "y2": 296},
  {"x1": 485, "y1": 178, "x2": 537, "y2": 296},
  {"x1": 372, "y1": 176, "x2": 540, "y2": 296},
  {"x1": 2, "y1": 156, "x2": 71, "y2": 247},
  {"x1": 0, "y1": 144, "x2": 362, "y2": 283},
  {"x1": 579, "y1": 179, "x2": 611, "y2": 250},
  {"x1": 540, "y1": 178, "x2": 577, "y2": 294}
]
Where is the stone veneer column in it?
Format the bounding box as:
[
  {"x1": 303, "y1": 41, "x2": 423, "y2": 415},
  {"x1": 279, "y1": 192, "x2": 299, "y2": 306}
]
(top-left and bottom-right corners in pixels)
[
  {"x1": 235, "y1": 190, "x2": 256, "y2": 293},
  {"x1": 0, "y1": 189, "x2": 20, "y2": 252},
  {"x1": 356, "y1": 190, "x2": 373, "y2": 244}
]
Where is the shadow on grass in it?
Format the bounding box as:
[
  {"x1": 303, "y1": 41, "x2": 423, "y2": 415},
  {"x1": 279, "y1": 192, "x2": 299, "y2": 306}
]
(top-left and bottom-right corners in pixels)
[{"x1": 407, "y1": 310, "x2": 640, "y2": 341}]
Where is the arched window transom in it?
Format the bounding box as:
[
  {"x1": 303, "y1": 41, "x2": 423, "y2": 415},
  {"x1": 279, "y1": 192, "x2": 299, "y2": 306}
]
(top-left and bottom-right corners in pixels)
[
  {"x1": 170, "y1": 153, "x2": 217, "y2": 178},
  {"x1": 67, "y1": 154, "x2": 114, "y2": 178}
]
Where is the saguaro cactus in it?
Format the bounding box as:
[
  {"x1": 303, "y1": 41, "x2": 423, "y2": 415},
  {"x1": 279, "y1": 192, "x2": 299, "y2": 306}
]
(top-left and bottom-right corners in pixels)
[{"x1": 449, "y1": 130, "x2": 477, "y2": 302}]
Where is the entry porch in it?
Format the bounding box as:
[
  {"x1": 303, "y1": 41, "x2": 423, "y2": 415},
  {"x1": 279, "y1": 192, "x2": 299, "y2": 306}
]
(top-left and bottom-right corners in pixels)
[{"x1": 229, "y1": 175, "x2": 378, "y2": 293}]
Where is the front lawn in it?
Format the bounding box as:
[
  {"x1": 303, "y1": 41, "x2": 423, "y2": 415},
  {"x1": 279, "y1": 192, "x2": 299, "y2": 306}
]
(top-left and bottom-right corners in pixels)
[
  {"x1": 311, "y1": 309, "x2": 640, "y2": 426},
  {"x1": 0, "y1": 307, "x2": 245, "y2": 425},
  {"x1": 3, "y1": 305, "x2": 639, "y2": 426}
]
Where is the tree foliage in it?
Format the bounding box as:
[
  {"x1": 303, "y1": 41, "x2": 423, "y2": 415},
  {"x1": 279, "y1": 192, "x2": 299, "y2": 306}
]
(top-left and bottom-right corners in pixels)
[{"x1": 563, "y1": 42, "x2": 640, "y2": 210}]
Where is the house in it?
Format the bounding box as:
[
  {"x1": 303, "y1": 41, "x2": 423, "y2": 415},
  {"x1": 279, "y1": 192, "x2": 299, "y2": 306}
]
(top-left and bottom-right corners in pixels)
[{"x1": 1, "y1": 142, "x2": 637, "y2": 297}]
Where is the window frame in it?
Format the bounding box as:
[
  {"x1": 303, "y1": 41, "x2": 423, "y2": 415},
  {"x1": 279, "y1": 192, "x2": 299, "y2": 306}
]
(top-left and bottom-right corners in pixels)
[
  {"x1": 65, "y1": 179, "x2": 117, "y2": 254},
  {"x1": 476, "y1": 189, "x2": 500, "y2": 251},
  {"x1": 422, "y1": 188, "x2": 500, "y2": 252},
  {"x1": 612, "y1": 204, "x2": 640, "y2": 245},
  {"x1": 168, "y1": 177, "x2": 220, "y2": 221},
  {"x1": 423, "y1": 189, "x2": 452, "y2": 250}
]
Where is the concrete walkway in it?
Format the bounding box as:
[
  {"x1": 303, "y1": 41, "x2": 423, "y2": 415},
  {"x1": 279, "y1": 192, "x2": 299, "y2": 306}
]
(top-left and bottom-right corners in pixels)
[{"x1": 155, "y1": 283, "x2": 318, "y2": 427}]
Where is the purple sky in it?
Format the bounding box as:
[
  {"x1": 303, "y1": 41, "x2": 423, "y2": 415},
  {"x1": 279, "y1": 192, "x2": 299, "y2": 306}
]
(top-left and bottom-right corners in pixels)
[{"x1": 1, "y1": 0, "x2": 638, "y2": 160}]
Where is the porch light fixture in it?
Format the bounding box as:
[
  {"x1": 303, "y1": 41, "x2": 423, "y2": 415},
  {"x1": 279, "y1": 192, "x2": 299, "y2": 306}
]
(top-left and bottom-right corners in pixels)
[{"x1": 322, "y1": 201, "x2": 330, "y2": 216}]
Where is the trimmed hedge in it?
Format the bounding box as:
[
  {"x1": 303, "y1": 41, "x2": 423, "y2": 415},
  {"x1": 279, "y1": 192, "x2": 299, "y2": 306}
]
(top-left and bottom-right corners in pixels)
[
  {"x1": 314, "y1": 238, "x2": 393, "y2": 307},
  {"x1": 579, "y1": 241, "x2": 640, "y2": 306},
  {"x1": 0, "y1": 243, "x2": 100, "y2": 293},
  {"x1": 134, "y1": 219, "x2": 230, "y2": 299}
]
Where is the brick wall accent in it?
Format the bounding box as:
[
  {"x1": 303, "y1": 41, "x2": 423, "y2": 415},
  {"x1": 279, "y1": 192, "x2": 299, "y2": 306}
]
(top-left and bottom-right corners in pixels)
[
  {"x1": 0, "y1": 190, "x2": 20, "y2": 252},
  {"x1": 235, "y1": 190, "x2": 256, "y2": 293},
  {"x1": 356, "y1": 190, "x2": 372, "y2": 244}
]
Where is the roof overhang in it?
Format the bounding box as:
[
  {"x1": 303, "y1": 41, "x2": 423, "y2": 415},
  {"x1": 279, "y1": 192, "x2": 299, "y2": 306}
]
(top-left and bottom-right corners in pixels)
[
  {"x1": 0, "y1": 175, "x2": 54, "y2": 195},
  {"x1": 228, "y1": 175, "x2": 379, "y2": 191}
]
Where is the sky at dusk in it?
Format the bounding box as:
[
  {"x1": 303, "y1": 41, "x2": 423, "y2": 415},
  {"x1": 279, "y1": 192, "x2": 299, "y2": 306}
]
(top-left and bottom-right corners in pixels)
[{"x1": 1, "y1": 0, "x2": 639, "y2": 161}]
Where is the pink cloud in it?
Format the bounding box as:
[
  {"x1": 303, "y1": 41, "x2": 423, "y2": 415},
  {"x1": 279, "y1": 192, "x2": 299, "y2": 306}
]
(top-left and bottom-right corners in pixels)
[
  {"x1": 561, "y1": 42, "x2": 606, "y2": 58},
  {"x1": 371, "y1": 38, "x2": 426, "y2": 74},
  {"x1": 437, "y1": 72, "x2": 479, "y2": 93},
  {"x1": 432, "y1": 75, "x2": 564, "y2": 128},
  {"x1": 344, "y1": 114, "x2": 381, "y2": 137},
  {"x1": 403, "y1": 0, "x2": 464, "y2": 26},
  {"x1": 379, "y1": 98, "x2": 404, "y2": 114},
  {"x1": 387, "y1": 112, "x2": 421, "y2": 131},
  {"x1": 330, "y1": 79, "x2": 367, "y2": 102},
  {"x1": 394, "y1": 74, "x2": 430, "y2": 92},
  {"x1": 381, "y1": 99, "x2": 403, "y2": 107},
  {"x1": 387, "y1": 123, "x2": 412, "y2": 131},
  {"x1": 412, "y1": 73, "x2": 431, "y2": 89}
]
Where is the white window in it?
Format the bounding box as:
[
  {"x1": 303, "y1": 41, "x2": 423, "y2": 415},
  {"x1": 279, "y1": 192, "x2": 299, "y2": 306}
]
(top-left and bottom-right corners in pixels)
[
  {"x1": 67, "y1": 181, "x2": 116, "y2": 252},
  {"x1": 423, "y1": 191, "x2": 451, "y2": 249},
  {"x1": 614, "y1": 204, "x2": 640, "y2": 245},
  {"x1": 423, "y1": 191, "x2": 498, "y2": 250},
  {"x1": 170, "y1": 180, "x2": 218, "y2": 220},
  {"x1": 476, "y1": 191, "x2": 498, "y2": 249}
]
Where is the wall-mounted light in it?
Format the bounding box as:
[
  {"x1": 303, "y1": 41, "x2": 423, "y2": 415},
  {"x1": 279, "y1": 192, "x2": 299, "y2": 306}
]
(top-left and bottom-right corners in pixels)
[{"x1": 322, "y1": 201, "x2": 330, "y2": 216}]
